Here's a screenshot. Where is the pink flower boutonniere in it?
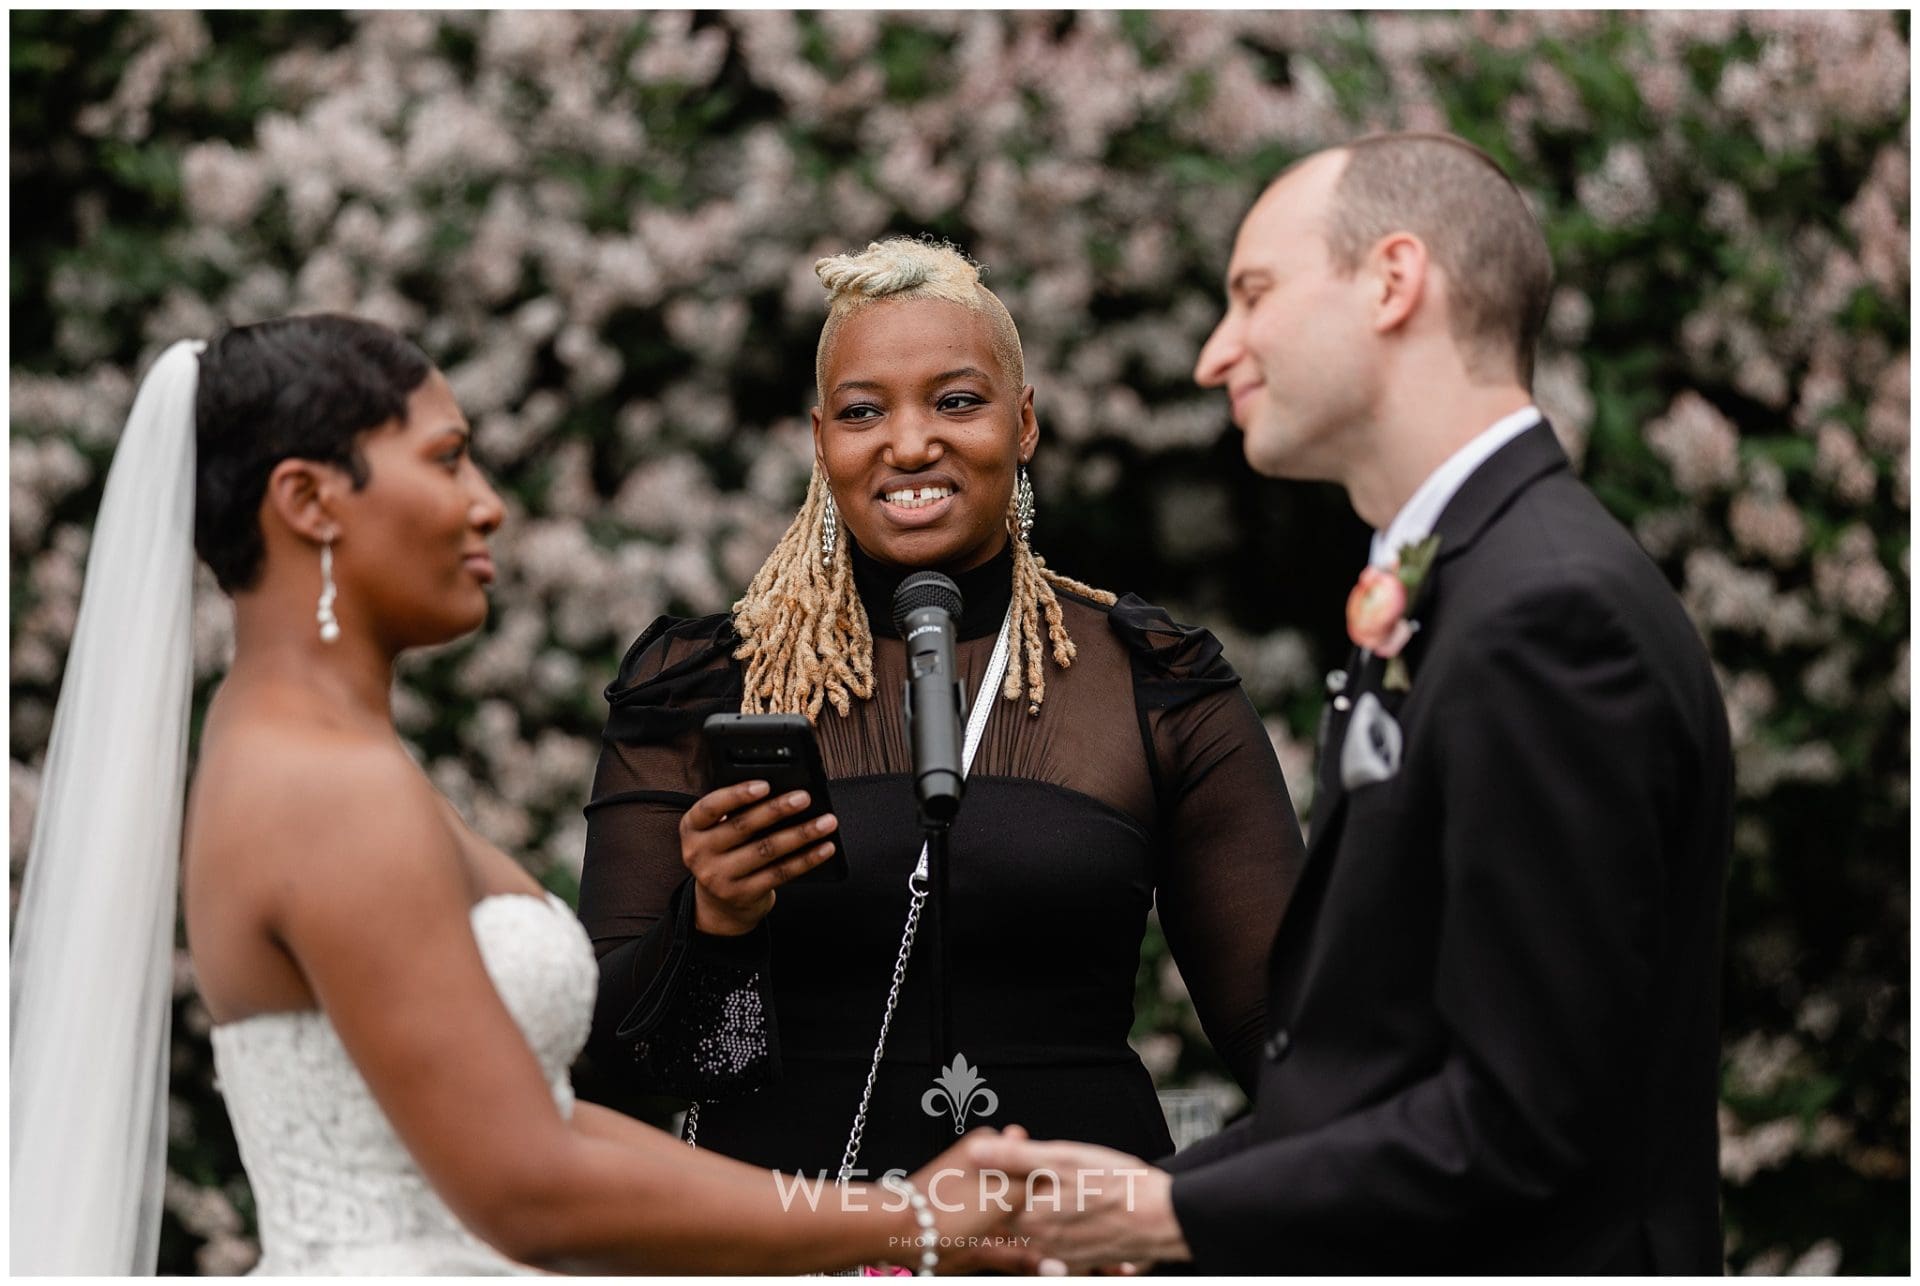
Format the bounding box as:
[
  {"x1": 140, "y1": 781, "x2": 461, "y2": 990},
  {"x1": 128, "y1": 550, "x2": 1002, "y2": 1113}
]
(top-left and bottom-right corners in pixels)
[{"x1": 1346, "y1": 534, "x2": 1441, "y2": 691}]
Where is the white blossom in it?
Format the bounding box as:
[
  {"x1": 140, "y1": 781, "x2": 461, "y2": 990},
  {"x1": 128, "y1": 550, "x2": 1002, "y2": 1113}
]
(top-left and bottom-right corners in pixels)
[{"x1": 1646, "y1": 391, "x2": 1741, "y2": 496}]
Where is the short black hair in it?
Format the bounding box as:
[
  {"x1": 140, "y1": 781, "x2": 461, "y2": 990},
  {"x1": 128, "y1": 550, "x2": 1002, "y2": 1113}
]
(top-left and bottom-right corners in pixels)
[{"x1": 193, "y1": 314, "x2": 433, "y2": 591}]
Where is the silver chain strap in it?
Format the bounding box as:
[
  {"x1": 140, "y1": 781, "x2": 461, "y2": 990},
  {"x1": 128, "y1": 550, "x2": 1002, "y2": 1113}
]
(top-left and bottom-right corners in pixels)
[
  {"x1": 837, "y1": 875, "x2": 927, "y2": 1181},
  {"x1": 681, "y1": 611, "x2": 1015, "y2": 1177}
]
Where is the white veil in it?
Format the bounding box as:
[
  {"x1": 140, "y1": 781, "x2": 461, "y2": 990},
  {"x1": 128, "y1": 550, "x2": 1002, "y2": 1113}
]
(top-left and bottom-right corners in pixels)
[{"x1": 10, "y1": 339, "x2": 205, "y2": 1273}]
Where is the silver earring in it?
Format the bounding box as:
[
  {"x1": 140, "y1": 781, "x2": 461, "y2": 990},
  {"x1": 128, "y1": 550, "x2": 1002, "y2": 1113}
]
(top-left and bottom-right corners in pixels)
[
  {"x1": 316, "y1": 539, "x2": 340, "y2": 643},
  {"x1": 1013, "y1": 465, "x2": 1035, "y2": 543},
  {"x1": 820, "y1": 491, "x2": 839, "y2": 564}
]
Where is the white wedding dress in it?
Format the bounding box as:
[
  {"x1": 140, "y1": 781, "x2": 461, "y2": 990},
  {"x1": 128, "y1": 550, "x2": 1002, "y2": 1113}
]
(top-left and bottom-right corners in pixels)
[{"x1": 209, "y1": 892, "x2": 598, "y2": 1274}]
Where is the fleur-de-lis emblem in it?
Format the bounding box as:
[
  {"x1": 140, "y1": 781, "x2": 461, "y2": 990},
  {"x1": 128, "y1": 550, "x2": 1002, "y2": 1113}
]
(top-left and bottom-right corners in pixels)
[{"x1": 920, "y1": 1053, "x2": 999, "y2": 1134}]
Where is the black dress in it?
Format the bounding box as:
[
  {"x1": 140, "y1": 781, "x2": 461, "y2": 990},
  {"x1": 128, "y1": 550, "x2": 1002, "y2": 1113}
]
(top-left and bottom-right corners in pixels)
[{"x1": 577, "y1": 540, "x2": 1306, "y2": 1177}]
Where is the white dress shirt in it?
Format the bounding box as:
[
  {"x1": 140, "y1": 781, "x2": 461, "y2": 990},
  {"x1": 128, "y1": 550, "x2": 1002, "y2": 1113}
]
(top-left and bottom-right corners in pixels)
[{"x1": 1368, "y1": 406, "x2": 1543, "y2": 569}]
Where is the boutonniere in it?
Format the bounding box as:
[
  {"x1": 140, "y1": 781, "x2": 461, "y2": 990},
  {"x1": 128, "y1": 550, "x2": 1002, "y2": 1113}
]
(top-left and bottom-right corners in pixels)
[{"x1": 1346, "y1": 534, "x2": 1440, "y2": 692}]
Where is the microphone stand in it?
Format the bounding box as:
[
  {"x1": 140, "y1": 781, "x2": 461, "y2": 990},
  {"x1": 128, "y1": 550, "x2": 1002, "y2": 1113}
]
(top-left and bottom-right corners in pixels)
[{"x1": 922, "y1": 817, "x2": 953, "y2": 1087}]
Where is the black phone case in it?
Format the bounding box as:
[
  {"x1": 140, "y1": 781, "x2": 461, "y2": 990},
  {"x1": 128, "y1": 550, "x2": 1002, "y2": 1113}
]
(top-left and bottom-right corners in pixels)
[{"x1": 700, "y1": 713, "x2": 849, "y2": 884}]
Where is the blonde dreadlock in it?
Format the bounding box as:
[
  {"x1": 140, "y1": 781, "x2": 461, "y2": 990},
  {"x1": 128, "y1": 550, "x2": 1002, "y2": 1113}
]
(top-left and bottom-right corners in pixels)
[
  {"x1": 732, "y1": 466, "x2": 874, "y2": 720},
  {"x1": 734, "y1": 237, "x2": 1116, "y2": 720},
  {"x1": 1003, "y1": 524, "x2": 1116, "y2": 715}
]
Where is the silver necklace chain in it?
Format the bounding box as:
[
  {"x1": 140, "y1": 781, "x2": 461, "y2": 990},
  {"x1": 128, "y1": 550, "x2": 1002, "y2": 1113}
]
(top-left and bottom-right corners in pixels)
[{"x1": 683, "y1": 609, "x2": 1015, "y2": 1178}]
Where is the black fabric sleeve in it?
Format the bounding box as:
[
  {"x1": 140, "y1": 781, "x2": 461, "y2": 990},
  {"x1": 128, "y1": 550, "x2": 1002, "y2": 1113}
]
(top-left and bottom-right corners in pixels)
[
  {"x1": 1160, "y1": 1116, "x2": 1257, "y2": 1173},
  {"x1": 576, "y1": 613, "x2": 778, "y2": 1105},
  {"x1": 1113, "y1": 596, "x2": 1306, "y2": 1097},
  {"x1": 1168, "y1": 581, "x2": 1678, "y2": 1270},
  {"x1": 587, "y1": 877, "x2": 781, "y2": 1101}
]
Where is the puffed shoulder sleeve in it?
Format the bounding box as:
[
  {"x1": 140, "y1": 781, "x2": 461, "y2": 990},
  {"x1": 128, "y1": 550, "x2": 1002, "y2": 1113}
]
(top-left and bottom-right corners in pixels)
[
  {"x1": 1106, "y1": 593, "x2": 1244, "y2": 711},
  {"x1": 576, "y1": 614, "x2": 777, "y2": 1108},
  {"x1": 1110, "y1": 595, "x2": 1305, "y2": 1095},
  {"x1": 601, "y1": 612, "x2": 745, "y2": 747}
]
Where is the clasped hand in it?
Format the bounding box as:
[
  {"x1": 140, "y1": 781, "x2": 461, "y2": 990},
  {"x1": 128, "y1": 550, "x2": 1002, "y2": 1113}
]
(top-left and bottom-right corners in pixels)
[
  {"x1": 948, "y1": 1136, "x2": 1189, "y2": 1275},
  {"x1": 873, "y1": 1127, "x2": 1184, "y2": 1275}
]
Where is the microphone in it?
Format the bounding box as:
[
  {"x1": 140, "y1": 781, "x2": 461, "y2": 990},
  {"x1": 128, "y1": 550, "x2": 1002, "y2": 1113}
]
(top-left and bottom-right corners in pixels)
[{"x1": 892, "y1": 571, "x2": 968, "y2": 827}]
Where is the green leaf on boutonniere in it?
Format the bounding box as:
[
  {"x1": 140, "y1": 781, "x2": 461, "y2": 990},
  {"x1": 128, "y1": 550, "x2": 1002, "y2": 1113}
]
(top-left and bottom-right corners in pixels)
[
  {"x1": 1395, "y1": 534, "x2": 1441, "y2": 591},
  {"x1": 1383, "y1": 656, "x2": 1411, "y2": 691}
]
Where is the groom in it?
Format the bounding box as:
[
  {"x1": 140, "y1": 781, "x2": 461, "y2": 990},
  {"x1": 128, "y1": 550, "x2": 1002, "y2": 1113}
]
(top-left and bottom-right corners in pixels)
[{"x1": 984, "y1": 134, "x2": 1733, "y2": 1272}]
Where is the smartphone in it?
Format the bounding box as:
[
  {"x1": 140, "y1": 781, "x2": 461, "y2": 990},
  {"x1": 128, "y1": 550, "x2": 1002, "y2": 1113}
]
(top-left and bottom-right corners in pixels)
[{"x1": 700, "y1": 713, "x2": 848, "y2": 884}]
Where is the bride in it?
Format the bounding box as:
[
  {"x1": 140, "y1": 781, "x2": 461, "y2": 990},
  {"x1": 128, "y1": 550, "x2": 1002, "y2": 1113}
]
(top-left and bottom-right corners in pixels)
[{"x1": 10, "y1": 315, "x2": 1021, "y2": 1274}]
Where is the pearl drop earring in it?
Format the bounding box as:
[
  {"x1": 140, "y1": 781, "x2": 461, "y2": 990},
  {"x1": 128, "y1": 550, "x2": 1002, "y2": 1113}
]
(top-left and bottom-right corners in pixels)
[{"x1": 317, "y1": 539, "x2": 340, "y2": 643}]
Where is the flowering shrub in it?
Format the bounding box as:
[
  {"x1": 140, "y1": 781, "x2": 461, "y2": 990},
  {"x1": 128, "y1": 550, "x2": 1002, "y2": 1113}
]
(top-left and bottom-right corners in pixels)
[{"x1": 10, "y1": 11, "x2": 1907, "y2": 1273}]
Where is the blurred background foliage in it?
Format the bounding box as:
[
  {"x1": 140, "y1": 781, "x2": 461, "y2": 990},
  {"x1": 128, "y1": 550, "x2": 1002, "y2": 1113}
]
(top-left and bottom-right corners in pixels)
[{"x1": 8, "y1": 9, "x2": 1908, "y2": 1274}]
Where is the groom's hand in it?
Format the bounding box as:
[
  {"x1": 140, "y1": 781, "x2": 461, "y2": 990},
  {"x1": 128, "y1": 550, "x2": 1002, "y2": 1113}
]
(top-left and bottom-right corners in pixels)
[{"x1": 972, "y1": 1137, "x2": 1191, "y2": 1273}]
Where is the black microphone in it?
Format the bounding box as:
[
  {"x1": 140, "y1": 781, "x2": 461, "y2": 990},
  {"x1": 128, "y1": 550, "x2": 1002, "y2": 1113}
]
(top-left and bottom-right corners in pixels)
[{"x1": 892, "y1": 571, "x2": 967, "y2": 827}]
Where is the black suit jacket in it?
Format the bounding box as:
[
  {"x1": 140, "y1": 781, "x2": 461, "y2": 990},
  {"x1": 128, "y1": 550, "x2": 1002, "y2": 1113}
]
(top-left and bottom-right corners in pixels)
[{"x1": 1165, "y1": 425, "x2": 1733, "y2": 1273}]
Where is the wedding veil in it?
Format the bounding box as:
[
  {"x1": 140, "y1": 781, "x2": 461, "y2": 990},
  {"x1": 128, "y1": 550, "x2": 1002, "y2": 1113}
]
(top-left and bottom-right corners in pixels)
[{"x1": 11, "y1": 339, "x2": 205, "y2": 1273}]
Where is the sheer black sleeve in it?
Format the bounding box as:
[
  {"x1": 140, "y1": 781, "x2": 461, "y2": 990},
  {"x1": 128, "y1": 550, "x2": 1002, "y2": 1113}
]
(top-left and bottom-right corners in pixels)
[
  {"x1": 576, "y1": 613, "x2": 780, "y2": 1105},
  {"x1": 1111, "y1": 596, "x2": 1306, "y2": 1095}
]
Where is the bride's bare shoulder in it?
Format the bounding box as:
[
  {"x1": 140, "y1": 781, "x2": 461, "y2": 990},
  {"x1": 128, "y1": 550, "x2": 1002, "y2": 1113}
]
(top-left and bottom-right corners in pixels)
[{"x1": 188, "y1": 713, "x2": 451, "y2": 887}]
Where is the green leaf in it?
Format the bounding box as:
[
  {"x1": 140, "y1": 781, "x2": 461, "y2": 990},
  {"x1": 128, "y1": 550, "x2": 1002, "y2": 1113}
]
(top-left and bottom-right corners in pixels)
[{"x1": 1395, "y1": 534, "x2": 1442, "y2": 589}]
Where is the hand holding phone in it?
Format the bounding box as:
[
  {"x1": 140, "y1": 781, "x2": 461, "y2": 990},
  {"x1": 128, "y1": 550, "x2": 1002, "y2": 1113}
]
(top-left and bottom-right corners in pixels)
[{"x1": 685, "y1": 714, "x2": 847, "y2": 935}]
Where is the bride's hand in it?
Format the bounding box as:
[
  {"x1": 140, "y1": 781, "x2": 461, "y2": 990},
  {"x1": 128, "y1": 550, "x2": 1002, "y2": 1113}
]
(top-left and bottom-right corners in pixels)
[{"x1": 903, "y1": 1125, "x2": 1044, "y2": 1275}]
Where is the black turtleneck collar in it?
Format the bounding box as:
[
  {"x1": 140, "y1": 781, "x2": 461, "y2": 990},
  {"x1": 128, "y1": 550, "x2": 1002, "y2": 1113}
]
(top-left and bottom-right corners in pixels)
[{"x1": 850, "y1": 537, "x2": 1016, "y2": 640}]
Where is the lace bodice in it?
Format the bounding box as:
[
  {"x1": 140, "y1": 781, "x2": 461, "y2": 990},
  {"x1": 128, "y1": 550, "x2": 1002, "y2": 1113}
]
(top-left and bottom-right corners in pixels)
[{"x1": 210, "y1": 893, "x2": 597, "y2": 1275}]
